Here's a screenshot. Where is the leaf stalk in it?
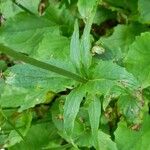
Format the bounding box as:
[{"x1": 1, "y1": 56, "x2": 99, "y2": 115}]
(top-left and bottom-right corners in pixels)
[{"x1": 0, "y1": 44, "x2": 87, "y2": 83}]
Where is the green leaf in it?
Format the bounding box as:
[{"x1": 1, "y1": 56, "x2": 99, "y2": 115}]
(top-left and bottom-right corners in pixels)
[
  {"x1": 0, "y1": 13, "x2": 58, "y2": 55},
  {"x1": 26, "y1": 30, "x2": 75, "y2": 75},
  {"x1": 64, "y1": 86, "x2": 86, "y2": 136},
  {"x1": 1, "y1": 110, "x2": 32, "y2": 147},
  {"x1": 87, "y1": 60, "x2": 139, "y2": 94},
  {"x1": 77, "y1": 0, "x2": 97, "y2": 19},
  {"x1": 75, "y1": 130, "x2": 93, "y2": 148},
  {"x1": 93, "y1": 6, "x2": 116, "y2": 25},
  {"x1": 143, "y1": 86, "x2": 150, "y2": 101},
  {"x1": 0, "y1": 0, "x2": 22, "y2": 18},
  {"x1": 98, "y1": 130, "x2": 118, "y2": 150},
  {"x1": 0, "y1": 79, "x2": 5, "y2": 95},
  {"x1": 5, "y1": 64, "x2": 75, "y2": 92},
  {"x1": 0, "y1": 81, "x2": 54, "y2": 111},
  {"x1": 0, "y1": 64, "x2": 75, "y2": 111},
  {"x1": 44, "y1": 2, "x2": 74, "y2": 35},
  {"x1": 0, "y1": 60, "x2": 7, "y2": 71},
  {"x1": 125, "y1": 32, "x2": 150, "y2": 88},
  {"x1": 16, "y1": 0, "x2": 40, "y2": 15},
  {"x1": 98, "y1": 24, "x2": 147, "y2": 60},
  {"x1": 70, "y1": 20, "x2": 81, "y2": 72},
  {"x1": 51, "y1": 96, "x2": 66, "y2": 132},
  {"x1": 43, "y1": 143, "x2": 72, "y2": 150},
  {"x1": 115, "y1": 114, "x2": 150, "y2": 150},
  {"x1": 103, "y1": 0, "x2": 138, "y2": 13},
  {"x1": 138, "y1": 0, "x2": 150, "y2": 24},
  {"x1": 80, "y1": 15, "x2": 93, "y2": 71},
  {"x1": 36, "y1": 32, "x2": 70, "y2": 62},
  {"x1": 70, "y1": 17, "x2": 94, "y2": 74},
  {"x1": 51, "y1": 96, "x2": 91, "y2": 148},
  {"x1": 0, "y1": 85, "x2": 29, "y2": 108},
  {"x1": 0, "y1": 1, "x2": 149, "y2": 149},
  {"x1": 118, "y1": 95, "x2": 142, "y2": 124},
  {"x1": 76, "y1": 0, "x2": 97, "y2": 72},
  {"x1": 88, "y1": 95, "x2": 101, "y2": 149},
  {"x1": 0, "y1": 44, "x2": 86, "y2": 83},
  {"x1": 9, "y1": 123, "x2": 59, "y2": 150},
  {"x1": 70, "y1": 10, "x2": 96, "y2": 73},
  {"x1": 84, "y1": 60, "x2": 140, "y2": 111}
]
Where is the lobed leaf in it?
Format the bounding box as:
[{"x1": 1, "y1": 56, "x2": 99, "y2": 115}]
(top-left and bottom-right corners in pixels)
[
  {"x1": 115, "y1": 114, "x2": 150, "y2": 150},
  {"x1": 0, "y1": 13, "x2": 58, "y2": 55},
  {"x1": 86, "y1": 60, "x2": 139, "y2": 94},
  {"x1": 5, "y1": 64, "x2": 75, "y2": 92},
  {"x1": 0, "y1": 64, "x2": 75, "y2": 111},
  {"x1": 98, "y1": 130, "x2": 118, "y2": 150},
  {"x1": 98, "y1": 24, "x2": 147, "y2": 60},
  {"x1": 125, "y1": 32, "x2": 150, "y2": 88},
  {"x1": 118, "y1": 94, "x2": 142, "y2": 124}
]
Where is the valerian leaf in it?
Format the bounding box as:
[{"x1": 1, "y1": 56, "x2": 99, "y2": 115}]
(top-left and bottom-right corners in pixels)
[
  {"x1": 5, "y1": 64, "x2": 75, "y2": 92},
  {"x1": 0, "y1": 64, "x2": 75, "y2": 111},
  {"x1": 86, "y1": 60, "x2": 139, "y2": 94},
  {"x1": 80, "y1": 15, "x2": 93, "y2": 71},
  {"x1": 44, "y1": 1, "x2": 74, "y2": 35},
  {"x1": 88, "y1": 95, "x2": 101, "y2": 149},
  {"x1": 115, "y1": 114, "x2": 150, "y2": 150},
  {"x1": 10, "y1": 123, "x2": 58, "y2": 150},
  {"x1": 125, "y1": 32, "x2": 150, "y2": 88},
  {"x1": 98, "y1": 130, "x2": 118, "y2": 150},
  {"x1": 0, "y1": 110, "x2": 32, "y2": 147},
  {"x1": 70, "y1": 20, "x2": 81, "y2": 72},
  {"x1": 98, "y1": 24, "x2": 147, "y2": 59},
  {"x1": 0, "y1": 13, "x2": 58, "y2": 55},
  {"x1": 84, "y1": 60, "x2": 140, "y2": 110},
  {"x1": 0, "y1": 85, "x2": 55, "y2": 111},
  {"x1": 70, "y1": 17, "x2": 94, "y2": 75},
  {"x1": 118, "y1": 94, "x2": 142, "y2": 124},
  {"x1": 77, "y1": 0, "x2": 98, "y2": 19},
  {"x1": 64, "y1": 86, "x2": 86, "y2": 136},
  {"x1": 70, "y1": 0, "x2": 99, "y2": 76}
]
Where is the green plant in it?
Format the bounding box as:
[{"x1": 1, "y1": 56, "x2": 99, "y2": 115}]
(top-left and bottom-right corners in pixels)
[{"x1": 0, "y1": 0, "x2": 150, "y2": 149}]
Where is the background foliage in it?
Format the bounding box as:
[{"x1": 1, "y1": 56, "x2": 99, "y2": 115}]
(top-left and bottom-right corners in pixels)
[{"x1": 0, "y1": 0, "x2": 150, "y2": 149}]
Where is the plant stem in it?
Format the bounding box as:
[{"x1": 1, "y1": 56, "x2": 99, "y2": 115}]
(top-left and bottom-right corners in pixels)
[{"x1": 0, "y1": 44, "x2": 87, "y2": 83}]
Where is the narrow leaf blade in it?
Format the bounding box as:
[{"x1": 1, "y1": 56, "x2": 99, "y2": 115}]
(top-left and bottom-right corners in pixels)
[
  {"x1": 88, "y1": 95, "x2": 101, "y2": 149},
  {"x1": 70, "y1": 20, "x2": 81, "y2": 71},
  {"x1": 64, "y1": 86, "x2": 86, "y2": 136},
  {"x1": 80, "y1": 6, "x2": 97, "y2": 70}
]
